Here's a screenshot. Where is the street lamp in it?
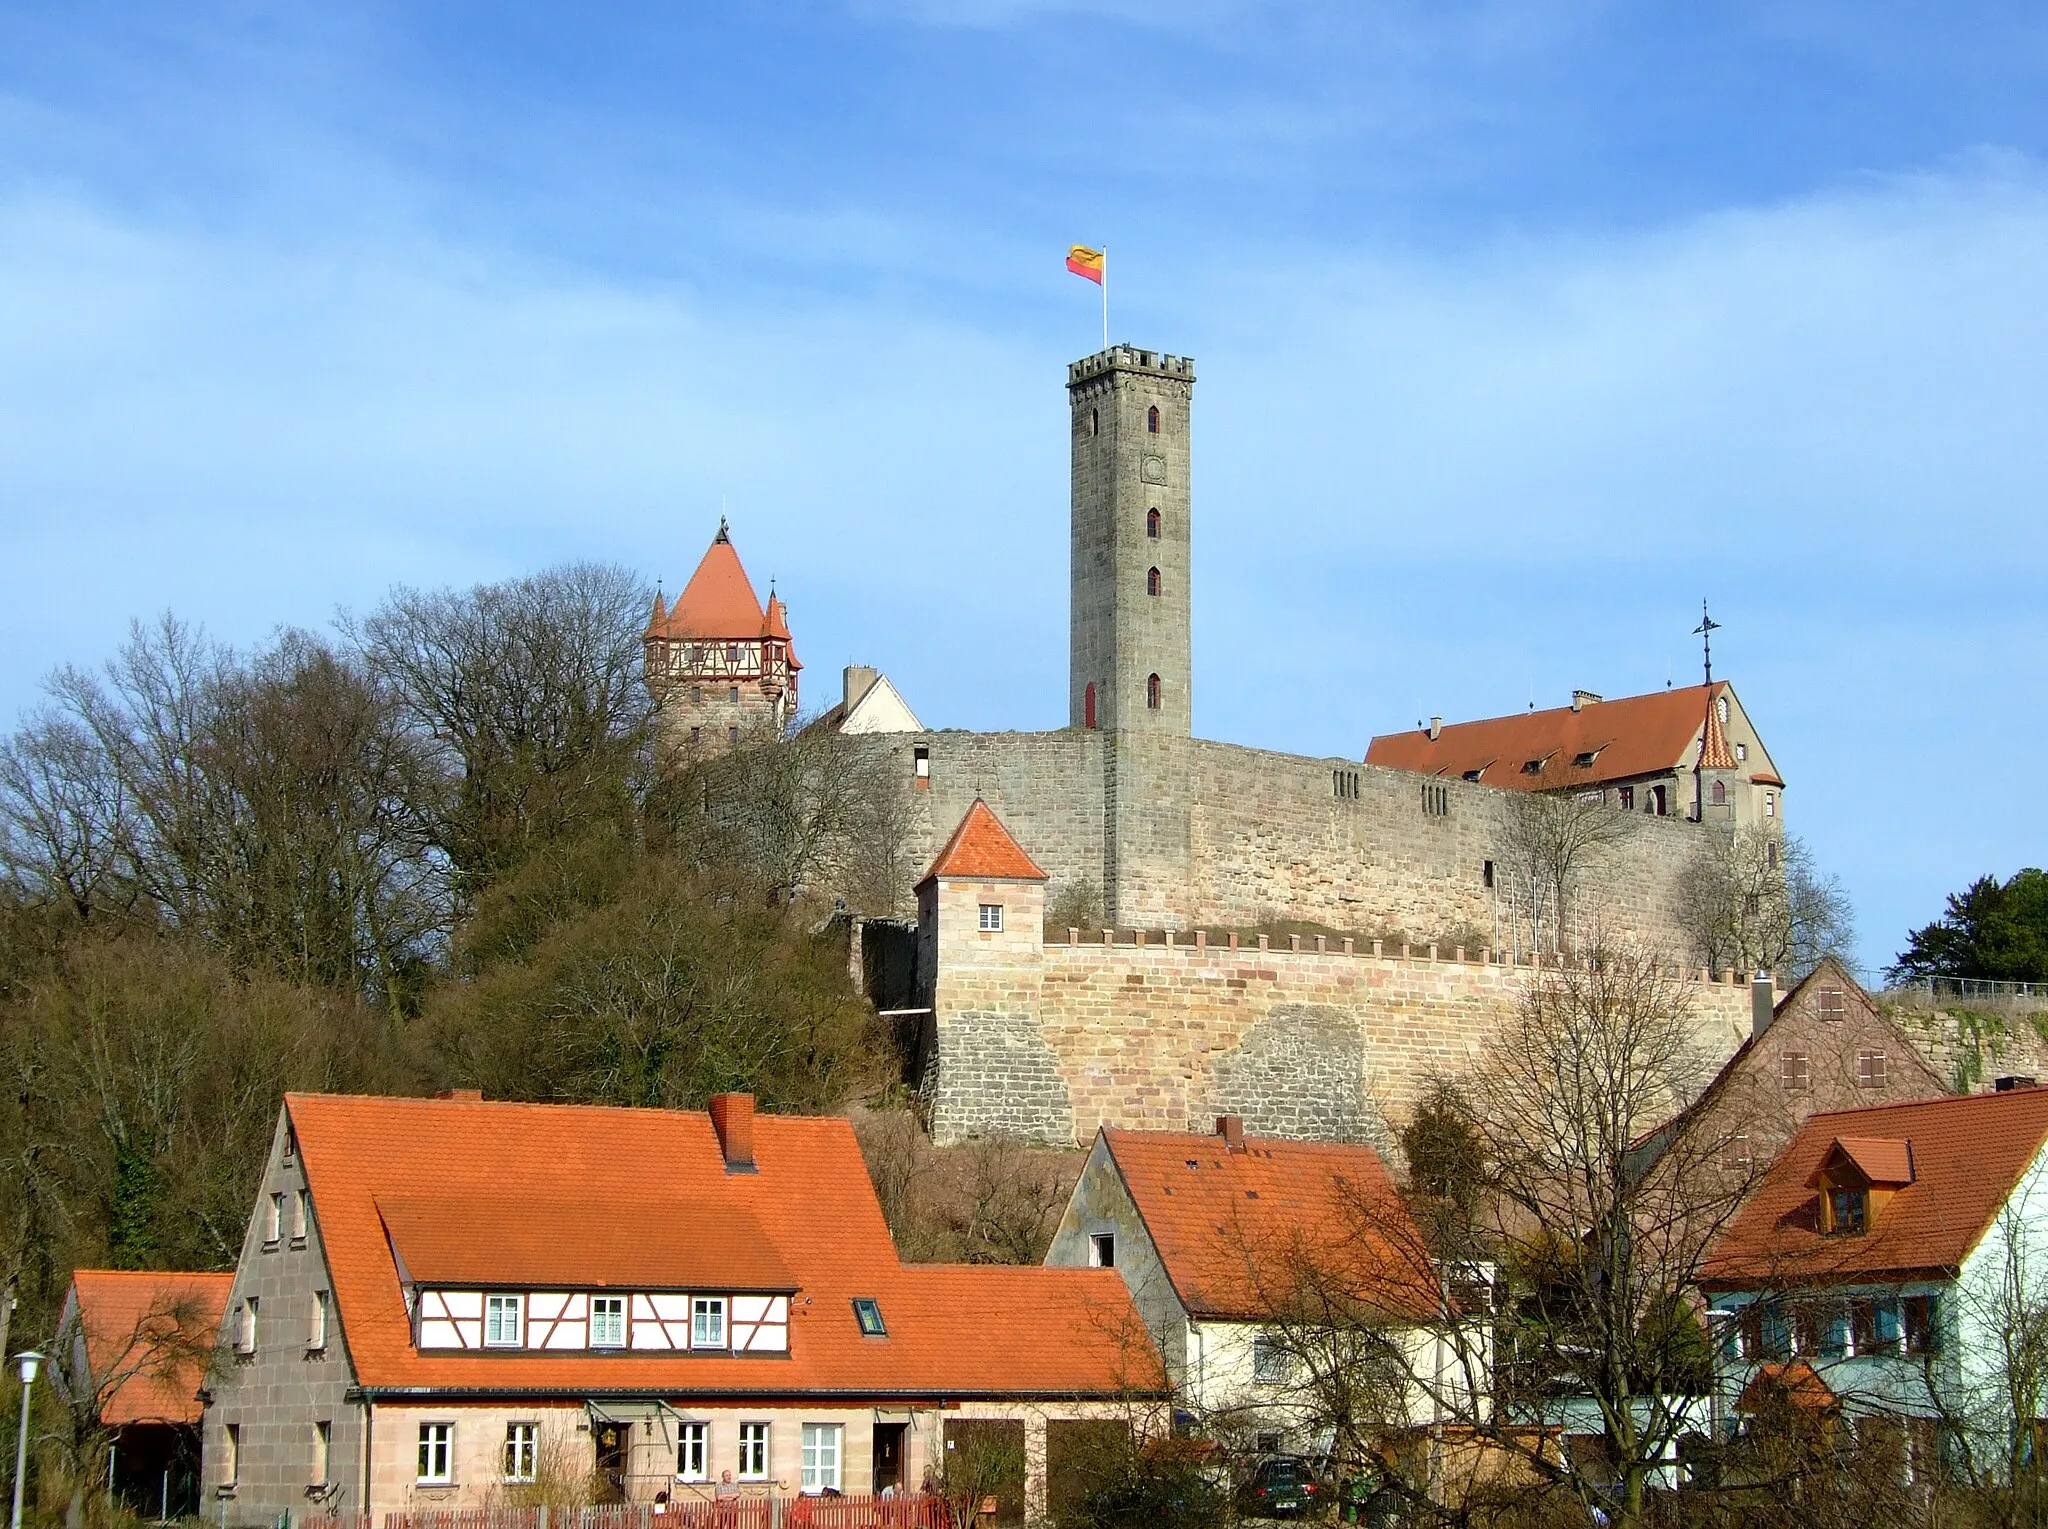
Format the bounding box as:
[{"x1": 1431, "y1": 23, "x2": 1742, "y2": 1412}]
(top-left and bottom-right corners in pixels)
[{"x1": 10, "y1": 1351, "x2": 40, "y2": 1529}]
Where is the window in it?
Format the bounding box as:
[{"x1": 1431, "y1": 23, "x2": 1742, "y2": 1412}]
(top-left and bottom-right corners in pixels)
[
  {"x1": 690, "y1": 727, "x2": 701, "y2": 747},
  {"x1": 1858, "y1": 1049, "x2": 1888, "y2": 1089},
  {"x1": 292, "y1": 1190, "x2": 309, "y2": 1243},
  {"x1": 725, "y1": 644, "x2": 740, "y2": 665},
  {"x1": 1482, "y1": 859, "x2": 1495, "y2": 889},
  {"x1": 484, "y1": 1294, "x2": 523, "y2": 1348},
  {"x1": 1826, "y1": 1188, "x2": 1868, "y2": 1235},
  {"x1": 1721, "y1": 1134, "x2": 1753, "y2": 1173},
  {"x1": 728, "y1": 687, "x2": 740, "y2": 705},
  {"x1": 1816, "y1": 1304, "x2": 1852, "y2": 1356},
  {"x1": 1422, "y1": 783, "x2": 1449, "y2": 817},
  {"x1": 691, "y1": 1296, "x2": 727, "y2": 1349},
  {"x1": 282, "y1": 1125, "x2": 297, "y2": 1165},
  {"x1": 1521, "y1": 758, "x2": 1544, "y2": 775},
  {"x1": 1146, "y1": 566, "x2": 1161, "y2": 596},
  {"x1": 505, "y1": 1423, "x2": 537, "y2": 1482},
  {"x1": 1573, "y1": 750, "x2": 1599, "y2": 769},
  {"x1": 738, "y1": 1423, "x2": 770, "y2": 1480},
  {"x1": 1817, "y1": 987, "x2": 1846, "y2": 1021},
  {"x1": 1766, "y1": 790, "x2": 1776, "y2": 818},
  {"x1": 309, "y1": 1290, "x2": 328, "y2": 1351},
  {"x1": 1871, "y1": 1299, "x2": 1903, "y2": 1352},
  {"x1": 852, "y1": 1298, "x2": 887, "y2": 1337},
  {"x1": 1089, "y1": 407, "x2": 1098, "y2": 437},
  {"x1": 1736, "y1": 742, "x2": 1747, "y2": 762},
  {"x1": 1332, "y1": 770, "x2": 1359, "y2": 799},
  {"x1": 1617, "y1": 785, "x2": 1634, "y2": 810},
  {"x1": 591, "y1": 1296, "x2": 626, "y2": 1347},
  {"x1": 1146, "y1": 673, "x2": 1161, "y2": 710},
  {"x1": 1904, "y1": 1294, "x2": 1940, "y2": 1355},
  {"x1": 1718, "y1": 696, "x2": 1731, "y2": 724},
  {"x1": 1462, "y1": 768, "x2": 1482, "y2": 782},
  {"x1": 1767, "y1": 839, "x2": 1779, "y2": 869},
  {"x1": 312, "y1": 1421, "x2": 331, "y2": 1486},
  {"x1": 1711, "y1": 780, "x2": 1726, "y2": 806},
  {"x1": 1147, "y1": 508, "x2": 1160, "y2": 539},
  {"x1": 913, "y1": 745, "x2": 930, "y2": 781},
  {"x1": 223, "y1": 1424, "x2": 240, "y2": 1487},
  {"x1": 1252, "y1": 1335, "x2": 1292, "y2": 1385},
  {"x1": 266, "y1": 1193, "x2": 284, "y2": 1247},
  {"x1": 1781, "y1": 1051, "x2": 1811, "y2": 1093},
  {"x1": 801, "y1": 1423, "x2": 843, "y2": 1492},
  {"x1": 978, "y1": 903, "x2": 1003, "y2": 933},
  {"x1": 1089, "y1": 1233, "x2": 1115, "y2": 1268},
  {"x1": 418, "y1": 1423, "x2": 453, "y2": 1484},
  {"x1": 1146, "y1": 405, "x2": 1159, "y2": 433},
  {"x1": 675, "y1": 1421, "x2": 708, "y2": 1483},
  {"x1": 238, "y1": 1297, "x2": 258, "y2": 1354},
  {"x1": 727, "y1": 726, "x2": 739, "y2": 746},
  {"x1": 1083, "y1": 682, "x2": 1097, "y2": 730}
]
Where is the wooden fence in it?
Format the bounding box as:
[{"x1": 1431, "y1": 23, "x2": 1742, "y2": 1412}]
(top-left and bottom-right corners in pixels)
[{"x1": 307, "y1": 1496, "x2": 948, "y2": 1529}]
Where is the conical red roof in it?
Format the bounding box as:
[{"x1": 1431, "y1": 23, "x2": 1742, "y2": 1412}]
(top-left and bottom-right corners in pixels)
[
  {"x1": 916, "y1": 800, "x2": 1048, "y2": 886},
  {"x1": 762, "y1": 592, "x2": 791, "y2": 641},
  {"x1": 661, "y1": 525, "x2": 766, "y2": 640},
  {"x1": 1697, "y1": 684, "x2": 1737, "y2": 771}
]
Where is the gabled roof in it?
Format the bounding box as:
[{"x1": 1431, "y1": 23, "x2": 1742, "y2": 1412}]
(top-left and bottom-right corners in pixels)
[
  {"x1": 916, "y1": 800, "x2": 1047, "y2": 887},
  {"x1": 1365, "y1": 683, "x2": 1738, "y2": 791},
  {"x1": 1703, "y1": 1088, "x2": 2048, "y2": 1288},
  {"x1": 653, "y1": 526, "x2": 768, "y2": 641},
  {"x1": 64, "y1": 1270, "x2": 233, "y2": 1425},
  {"x1": 290, "y1": 1093, "x2": 1157, "y2": 1398},
  {"x1": 1811, "y1": 1137, "x2": 1914, "y2": 1188},
  {"x1": 1738, "y1": 1359, "x2": 1838, "y2": 1413},
  {"x1": 1100, "y1": 1127, "x2": 1439, "y2": 1324}
]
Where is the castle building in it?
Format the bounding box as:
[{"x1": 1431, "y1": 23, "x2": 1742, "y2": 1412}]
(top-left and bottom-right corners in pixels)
[{"x1": 642, "y1": 520, "x2": 799, "y2": 755}]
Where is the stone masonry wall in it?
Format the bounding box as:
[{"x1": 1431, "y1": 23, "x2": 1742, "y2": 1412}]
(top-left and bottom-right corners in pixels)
[{"x1": 927, "y1": 925, "x2": 1754, "y2": 1147}]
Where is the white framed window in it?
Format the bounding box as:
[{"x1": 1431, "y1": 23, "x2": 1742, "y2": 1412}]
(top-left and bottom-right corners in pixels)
[
  {"x1": 312, "y1": 1421, "x2": 331, "y2": 1486},
  {"x1": 504, "y1": 1423, "x2": 537, "y2": 1483},
  {"x1": 1089, "y1": 1233, "x2": 1115, "y2": 1268},
  {"x1": 691, "y1": 1296, "x2": 726, "y2": 1349},
  {"x1": 266, "y1": 1194, "x2": 284, "y2": 1246},
  {"x1": 978, "y1": 903, "x2": 1003, "y2": 932},
  {"x1": 484, "y1": 1294, "x2": 524, "y2": 1347},
  {"x1": 738, "y1": 1422, "x2": 769, "y2": 1480},
  {"x1": 800, "y1": 1423, "x2": 842, "y2": 1492},
  {"x1": 675, "y1": 1421, "x2": 708, "y2": 1482},
  {"x1": 309, "y1": 1290, "x2": 328, "y2": 1351},
  {"x1": 223, "y1": 1423, "x2": 240, "y2": 1487},
  {"x1": 590, "y1": 1296, "x2": 626, "y2": 1348},
  {"x1": 418, "y1": 1423, "x2": 453, "y2": 1484},
  {"x1": 292, "y1": 1189, "x2": 310, "y2": 1242},
  {"x1": 238, "y1": 1297, "x2": 259, "y2": 1354},
  {"x1": 1251, "y1": 1334, "x2": 1292, "y2": 1385}
]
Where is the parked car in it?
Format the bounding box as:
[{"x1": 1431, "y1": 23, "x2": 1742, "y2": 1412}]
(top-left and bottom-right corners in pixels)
[{"x1": 1237, "y1": 1455, "x2": 1323, "y2": 1519}]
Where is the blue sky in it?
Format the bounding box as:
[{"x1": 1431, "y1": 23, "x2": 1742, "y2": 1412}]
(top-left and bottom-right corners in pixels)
[{"x1": 4, "y1": 2, "x2": 2047, "y2": 977}]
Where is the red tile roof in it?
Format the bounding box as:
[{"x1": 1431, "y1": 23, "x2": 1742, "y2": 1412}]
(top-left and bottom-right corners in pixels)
[
  {"x1": 1703, "y1": 1088, "x2": 2048, "y2": 1289},
  {"x1": 916, "y1": 800, "x2": 1048, "y2": 887},
  {"x1": 1102, "y1": 1127, "x2": 1439, "y2": 1323},
  {"x1": 1365, "y1": 683, "x2": 1732, "y2": 791},
  {"x1": 655, "y1": 529, "x2": 768, "y2": 641},
  {"x1": 65, "y1": 1270, "x2": 233, "y2": 1425},
  {"x1": 1738, "y1": 1360, "x2": 1837, "y2": 1413},
  {"x1": 290, "y1": 1093, "x2": 1158, "y2": 1398},
  {"x1": 1697, "y1": 692, "x2": 1737, "y2": 771},
  {"x1": 1814, "y1": 1137, "x2": 1914, "y2": 1187}
]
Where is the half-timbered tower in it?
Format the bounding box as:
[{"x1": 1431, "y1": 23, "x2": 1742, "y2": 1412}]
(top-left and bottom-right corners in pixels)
[{"x1": 644, "y1": 521, "x2": 800, "y2": 755}]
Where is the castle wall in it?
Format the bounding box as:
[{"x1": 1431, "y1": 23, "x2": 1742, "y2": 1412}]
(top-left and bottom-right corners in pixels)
[{"x1": 926, "y1": 929, "x2": 1755, "y2": 1147}]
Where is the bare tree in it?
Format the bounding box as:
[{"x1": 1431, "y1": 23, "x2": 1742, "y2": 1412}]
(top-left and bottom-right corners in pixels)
[
  {"x1": 1495, "y1": 786, "x2": 1638, "y2": 958},
  {"x1": 1677, "y1": 827, "x2": 1856, "y2": 983}
]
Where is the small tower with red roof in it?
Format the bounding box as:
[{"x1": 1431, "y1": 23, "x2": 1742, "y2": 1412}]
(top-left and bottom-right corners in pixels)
[{"x1": 644, "y1": 520, "x2": 801, "y2": 755}]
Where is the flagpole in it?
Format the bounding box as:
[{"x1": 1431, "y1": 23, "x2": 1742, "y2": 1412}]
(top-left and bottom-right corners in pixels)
[{"x1": 1101, "y1": 244, "x2": 1109, "y2": 351}]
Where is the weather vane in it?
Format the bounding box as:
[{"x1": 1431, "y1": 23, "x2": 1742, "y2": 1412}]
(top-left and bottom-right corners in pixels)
[{"x1": 1693, "y1": 600, "x2": 1722, "y2": 686}]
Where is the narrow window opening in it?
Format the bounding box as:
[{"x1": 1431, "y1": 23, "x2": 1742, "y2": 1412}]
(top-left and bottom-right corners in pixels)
[
  {"x1": 1711, "y1": 780, "x2": 1727, "y2": 806},
  {"x1": 1147, "y1": 508, "x2": 1160, "y2": 539},
  {"x1": 1483, "y1": 860, "x2": 1495, "y2": 889},
  {"x1": 1146, "y1": 673, "x2": 1161, "y2": 710},
  {"x1": 1147, "y1": 566, "x2": 1161, "y2": 596},
  {"x1": 1146, "y1": 405, "x2": 1160, "y2": 433},
  {"x1": 1084, "y1": 683, "x2": 1097, "y2": 729}
]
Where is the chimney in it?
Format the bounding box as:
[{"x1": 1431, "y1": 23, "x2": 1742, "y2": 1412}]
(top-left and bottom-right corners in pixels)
[
  {"x1": 435, "y1": 1088, "x2": 483, "y2": 1102},
  {"x1": 1427, "y1": 717, "x2": 1442, "y2": 741},
  {"x1": 1571, "y1": 690, "x2": 1603, "y2": 711},
  {"x1": 1750, "y1": 972, "x2": 1775, "y2": 1039},
  {"x1": 1216, "y1": 1115, "x2": 1247, "y2": 1153},
  {"x1": 843, "y1": 665, "x2": 879, "y2": 713},
  {"x1": 709, "y1": 1093, "x2": 757, "y2": 1173}
]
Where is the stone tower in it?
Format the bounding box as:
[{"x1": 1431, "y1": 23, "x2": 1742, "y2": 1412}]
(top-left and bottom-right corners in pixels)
[
  {"x1": 1068, "y1": 346, "x2": 1196, "y2": 736},
  {"x1": 644, "y1": 520, "x2": 801, "y2": 757}
]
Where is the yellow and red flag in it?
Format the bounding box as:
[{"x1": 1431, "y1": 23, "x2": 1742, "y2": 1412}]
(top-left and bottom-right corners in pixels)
[{"x1": 1066, "y1": 244, "x2": 1105, "y2": 285}]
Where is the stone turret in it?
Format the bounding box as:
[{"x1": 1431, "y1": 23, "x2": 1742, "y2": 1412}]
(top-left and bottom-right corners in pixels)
[
  {"x1": 644, "y1": 520, "x2": 801, "y2": 756},
  {"x1": 1067, "y1": 346, "x2": 1195, "y2": 736}
]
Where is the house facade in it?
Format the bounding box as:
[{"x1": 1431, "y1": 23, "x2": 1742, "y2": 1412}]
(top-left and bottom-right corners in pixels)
[
  {"x1": 200, "y1": 1090, "x2": 1161, "y2": 1524},
  {"x1": 1045, "y1": 1118, "x2": 1481, "y2": 1458},
  {"x1": 1701, "y1": 1088, "x2": 2048, "y2": 1477}
]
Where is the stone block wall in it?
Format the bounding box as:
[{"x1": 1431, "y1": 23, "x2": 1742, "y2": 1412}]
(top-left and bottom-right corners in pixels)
[{"x1": 926, "y1": 926, "x2": 1754, "y2": 1147}]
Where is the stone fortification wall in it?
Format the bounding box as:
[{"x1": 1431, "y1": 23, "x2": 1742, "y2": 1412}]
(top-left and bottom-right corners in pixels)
[
  {"x1": 927, "y1": 928, "x2": 1754, "y2": 1148},
  {"x1": 860, "y1": 728, "x2": 1708, "y2": 959}
]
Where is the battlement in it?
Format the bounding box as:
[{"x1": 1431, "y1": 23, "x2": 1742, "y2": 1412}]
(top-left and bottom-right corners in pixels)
[{"x1": 1067, "y1": 345, "x2": 1197, "y2": 386}]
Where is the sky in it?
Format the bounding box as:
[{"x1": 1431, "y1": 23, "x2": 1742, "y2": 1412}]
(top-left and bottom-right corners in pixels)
[{"x1": 3, "y1": 1, "x2": 2046, "y2": 979}]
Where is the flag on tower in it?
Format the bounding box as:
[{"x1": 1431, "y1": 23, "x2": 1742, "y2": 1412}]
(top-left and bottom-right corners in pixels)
[{"x1": 1066, "y1": 245, "x2": 1105, "y2": 284}]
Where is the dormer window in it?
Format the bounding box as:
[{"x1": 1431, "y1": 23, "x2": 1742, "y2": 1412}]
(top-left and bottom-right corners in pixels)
[
  {"x1": 1825, "y1": 1188, "x2": 1867, "y2": 1235},
  {"x1": 1810, "y1": 1137, "x2": 1913, "y2": 1237},
  {"x1": 1522, "y1": 758, "x2": 1546, "y2": 776},
  {"x1": 691, "y1": 1296, "x2": 726, "y2": 1349},
  {"x1": 1573, "y1": 750, "x2": 1600, "y2": 769},
  {"x1": 591, "y1": 1296, "x2": 625, "y2": 1347},
  {"x1": 485, "y1": 1294, "x2": 523, "y2": 1346}
]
